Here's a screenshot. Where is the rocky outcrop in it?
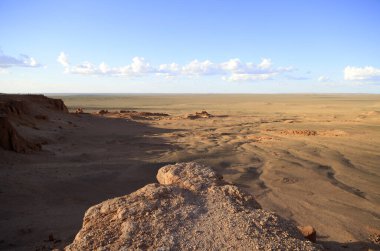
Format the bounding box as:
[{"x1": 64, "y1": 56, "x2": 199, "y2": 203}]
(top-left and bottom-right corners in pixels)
[
  {"x1": 0, "y1": 99, "x2": 29, "y2": 116},
  {"x1": 278, "y1": 129, "x2": 347, "y2": 137},
  {"x1": 186, "y1": 110, "x2": 213, "y2": 119},
  {"x1": 47, "y1": 97, "x2": 68, "y2": 113},
  {"x1": 103, "y1": 110, "x2": 170, "y2": 120},
  {"x1": 66, "y1": 162, "x2": 321, "y2": 250},
  {"x1": 0, "y1": 94, "x2": 68, "y2": 116},
  {"x1": 97, "y1": 109, "x2": 109, "y2": 115},
  {"x1": 118, "y1": 110, "x2": 169, "y2": 117},
  {"x1": 0, "y1": 116, "x2": 41, "y2": 153},
  {"x1": 0, "y1": 94, "x2": 69, "y2": 152},
  {"x1": 74, "y1": 108, "x2": 85, "y2": 114}
]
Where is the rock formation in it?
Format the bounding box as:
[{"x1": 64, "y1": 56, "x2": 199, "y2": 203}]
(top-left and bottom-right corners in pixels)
[
  {"x1": 0, "y1": 94, "x2": 68, "y2": 117},
  {"x1": 103, "y1": 110, "x2": 169, "y2": 120},
  {"x1": 0, "y1": 116, "x2": 41, "y2": 153},
  {"x1": 75, "y1": 108, "x2": 84, "y2": 114},
  {"x1": 186, "y1": 110, "x2": 213, "y2": 119},
  {"x1": 97, "y1": 109, "x2": 109, "y2": 115},
  {"x1": 0, "y1": 94, "x2": 68, "y2": 152},
  {"x1": 66, "y1": 162, "x2": 321, "y2": 250}
]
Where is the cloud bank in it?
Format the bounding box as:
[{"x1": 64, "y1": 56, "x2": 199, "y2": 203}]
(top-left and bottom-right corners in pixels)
[
  {"x1": 57, "y1": 52, "x2": 293, "y2": 82},
  {"x1": 344, "y1": 66, "x2": 380, "y2": 81},
  {"x1": 0, "y1": 50, "x2": 41, "y2": 68}
]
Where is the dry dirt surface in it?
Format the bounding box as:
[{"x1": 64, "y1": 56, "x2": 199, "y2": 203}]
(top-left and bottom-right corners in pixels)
[
  {"x1": 1, "y1": 94, "x2": 380, "y2": 250},
  {"x1": 66, "y1": 162, "x2": 321, "y2": 251},
  {"x1": 0, "y1": 94, "x2": 176, "y2": 250},
  {"x1": 60, "y1": 94, "x2": 380, "y2": 251}
]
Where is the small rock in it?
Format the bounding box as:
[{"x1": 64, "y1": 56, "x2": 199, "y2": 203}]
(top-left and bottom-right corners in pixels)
[
  {"x1": 75, "y1": 108, "x2": 84, "y2": 114},
  {"x1": 186, "y1": 110, "x2": 213, "y2": 119},
  {"x1": 369, "y1": 233, "x2": 380, "y2": 244},
  {"x1": 97, "y1": 109, "x2": 108, "y2": 115},
  {"x1": 297, "y1": 225, "x2": 317, "y2": 243}
]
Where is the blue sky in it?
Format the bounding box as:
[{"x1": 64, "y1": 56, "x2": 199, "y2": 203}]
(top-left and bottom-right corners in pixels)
[{"x1": 0, "y1": 0, "x2": 379, "y2": 93}]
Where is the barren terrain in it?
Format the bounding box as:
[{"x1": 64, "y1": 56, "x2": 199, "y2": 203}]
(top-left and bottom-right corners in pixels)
[{"x1": 1, "y1": 94, "x2": 379, "y2": 250}]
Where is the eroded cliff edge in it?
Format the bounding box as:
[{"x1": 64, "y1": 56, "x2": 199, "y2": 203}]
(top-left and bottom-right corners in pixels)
[{"x1": 0, "y1": 94, "x2": 68, "y2": 152}]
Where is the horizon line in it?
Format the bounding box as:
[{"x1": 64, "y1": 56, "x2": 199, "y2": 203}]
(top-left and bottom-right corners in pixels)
[{"x1": 1, "y1": 92, "x2": 379, "y2": 96}]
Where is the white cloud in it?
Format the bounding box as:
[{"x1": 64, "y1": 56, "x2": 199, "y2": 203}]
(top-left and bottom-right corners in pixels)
[
  {"x1": 99, "y1": 62, "x2": 109, "y2": 74},
  {"x1": 117, "y1": 57, "x2": 153, "y2": 76},
  {"x1": 158, "y1": 63, "x2": 180, "y2": 73},
  {"x1": 223, "y1": 73, "x2": 274, "y2": 82},
  {"x1": 157, "y1": 63, "x2": 181, "y2": 78},
  {"x1": 318, "y1": 75, "x2": 330, "y2": 82},
  {"x1": 70, "y1": 62, "x2": 97, "y2": 75},
  {"x1": 57, "y1": 52, "x2": 70, "y2": 68},
  {"x1": 57, "y1": 52, "x2": 293, "y2": 81},
  {"x1": 220, "y1": 58, "x2": 292, "y2": 81},
  {"x1": 58, "y1": 53, "x2": 154, "y2": 76},
  {"x1": 344, "y1": 66, "x2": 380, "y2": 81},
  {"x1": 258, "y1": 58, "x2": 272, "y2": 69},
  {"x1": 221, "y1": 58, "x2": 244, "y2": 72},
  {"x1": 22, "y1": 55, "x2": 38, "y2": 67},
  {"x1": 0, "y1": 51, "x2": 41, "y2": 68},
  {"x1": 182, "y1": 60, "x2": 219, "y2": 76}
]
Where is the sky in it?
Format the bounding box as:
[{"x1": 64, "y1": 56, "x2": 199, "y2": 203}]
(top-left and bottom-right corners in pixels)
[{"x1": 0, "y1": 0, "x2": 379, "y2": 93}]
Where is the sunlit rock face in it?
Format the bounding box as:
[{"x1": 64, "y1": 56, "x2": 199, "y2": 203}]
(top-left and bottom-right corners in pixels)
[{"x1": 66, "y1": 162, "x2": 321, "y2": 251}]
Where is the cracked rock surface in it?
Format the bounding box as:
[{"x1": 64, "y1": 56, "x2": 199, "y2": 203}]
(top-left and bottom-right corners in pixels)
[{"x1": 65, "y1": 162, "x2": 321, "y2": 250}]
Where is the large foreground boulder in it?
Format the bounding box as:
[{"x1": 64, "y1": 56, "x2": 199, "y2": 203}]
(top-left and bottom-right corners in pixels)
[{"x1": 66, "y1": 162, "x2": 321, "y2": 250}]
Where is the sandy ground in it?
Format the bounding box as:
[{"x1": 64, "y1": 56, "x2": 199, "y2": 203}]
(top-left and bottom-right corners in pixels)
[{"x1": 1, "y1": 94, "x2": 380, "y2": 250}]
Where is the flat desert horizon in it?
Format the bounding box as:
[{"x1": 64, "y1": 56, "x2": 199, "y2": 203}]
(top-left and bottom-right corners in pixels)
[
  {"x1": 53, "y1": 93, "x2": 380, "y2": 249},
  {"x1": 2, "y1": 1, "x2": 380, "y2": 250},
  {"x1": 1, "y1": 93, "x2": 379, "y2": 250}
]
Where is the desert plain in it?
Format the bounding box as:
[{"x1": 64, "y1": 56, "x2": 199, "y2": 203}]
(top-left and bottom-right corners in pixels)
[{"x1": 0, "y1": 94, "x2": 379, "y2": 250}]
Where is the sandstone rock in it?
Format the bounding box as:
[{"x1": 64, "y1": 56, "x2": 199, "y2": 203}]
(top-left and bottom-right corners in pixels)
[
  {"x1": 0, "y1": 100, "x2": 29, "y2": 116},
  {"x1": 369, "y1": 233, "x2": 380, "y2": 245},
  {"x1": 66, "y1": 162, "x2": 321, "y2": 251},
  {"x1": 0, "y1": 94, "x2": 69, "y2": 152},
  {"x1": 186, "y1": 110, "x2": 213, "y2": 119},
  {"x1": 75, "y1": 108, "x2": 84, "y2": 114},
  {"x1": 0, "y1": 95, "x2": 68, "y2": 115},
  {"x1": 297, "y1": 225, "x2": 317, "y2": 243},
  {"x1": 0, "y1": 116, "x2": 41, "y2": 153},
  {"x1": 112, "y1": 110, "x2": 169, "y2": 120},
  {"x1": 97, "y1": 109, "x2": 108, "y2": 115},
  {"x1": 118, "y1": 110, "x2": 169, "y2": 117},
  {"x1": 47, "y1": 97, "x2": 68, "y2": 113},
  {"x1": 156, "y1": 162, "x2": 225, "y2": 191},
  {"x1": 280, "y1": 130, "x2": 318, "y2": 136}
]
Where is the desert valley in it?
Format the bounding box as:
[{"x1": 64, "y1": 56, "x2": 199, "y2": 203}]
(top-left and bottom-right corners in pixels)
[
  {"x1": 0, "y1": 94, "x2": 379, "y2": 250},
  {"x1": 2, "y1": 1, "x2": 379, "y2": 250}
]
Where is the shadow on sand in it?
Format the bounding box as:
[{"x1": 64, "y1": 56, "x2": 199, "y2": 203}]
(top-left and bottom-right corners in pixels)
[
  {"x1": 0, "y1": 113, "x2": 180, "y2": 250},
  {"x1": 318, "y1": 238, "x2": 379, "y2": 250}
]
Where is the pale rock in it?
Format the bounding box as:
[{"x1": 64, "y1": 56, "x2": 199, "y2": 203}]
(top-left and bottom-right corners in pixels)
[{"x1": 65, "y1": 162, "x2": 322, "y2": 251}]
